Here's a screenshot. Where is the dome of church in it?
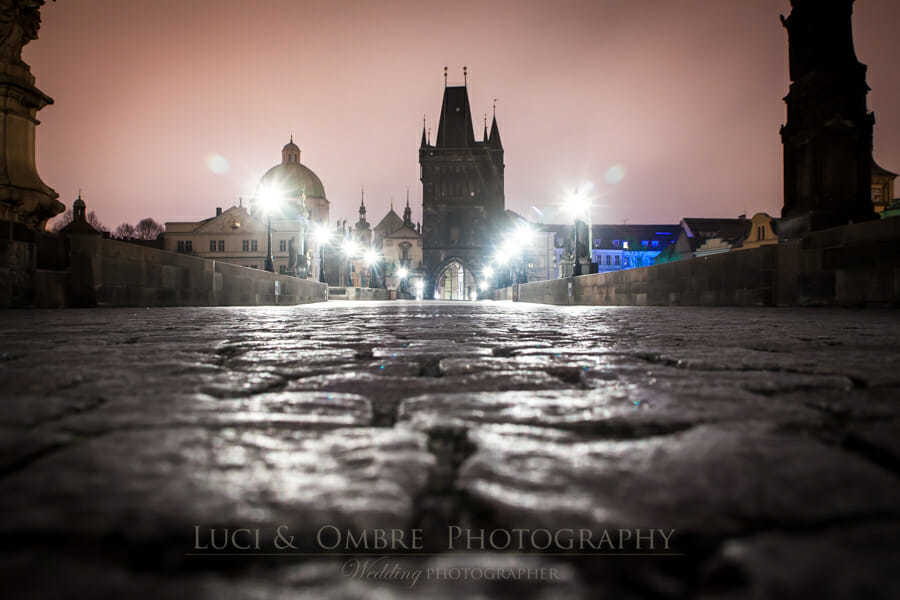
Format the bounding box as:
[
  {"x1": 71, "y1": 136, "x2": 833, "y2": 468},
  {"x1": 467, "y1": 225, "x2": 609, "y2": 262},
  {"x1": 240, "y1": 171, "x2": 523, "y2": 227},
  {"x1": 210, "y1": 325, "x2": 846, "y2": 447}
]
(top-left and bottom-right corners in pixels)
[
  {"x1": 253, "y1": 138, "x2": 328, "y2": 221},
  {"x1": 259, "y1": 161, "x2": 326, "y2": 200}
]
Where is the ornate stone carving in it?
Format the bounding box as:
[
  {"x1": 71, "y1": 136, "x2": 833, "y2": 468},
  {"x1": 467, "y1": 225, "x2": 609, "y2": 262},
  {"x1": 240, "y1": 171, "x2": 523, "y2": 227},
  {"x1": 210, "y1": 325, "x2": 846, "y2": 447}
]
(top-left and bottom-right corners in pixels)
[
  {"x1": 780, "y1": 0, "x2": 876, "y2": 237},
  {"x1": 0, "y1": 0, "x2": 62, "y2": 230},
  {"x1": 0, "y1": 0, "x2": 45, "y2": 68}
]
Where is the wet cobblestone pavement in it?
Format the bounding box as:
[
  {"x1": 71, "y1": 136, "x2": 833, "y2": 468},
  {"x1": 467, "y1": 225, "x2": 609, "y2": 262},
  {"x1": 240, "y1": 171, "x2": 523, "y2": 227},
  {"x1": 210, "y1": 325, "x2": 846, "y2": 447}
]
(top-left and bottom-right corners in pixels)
[{"x1": 1, "y1": 301, "x2": 899, "y2": 599}]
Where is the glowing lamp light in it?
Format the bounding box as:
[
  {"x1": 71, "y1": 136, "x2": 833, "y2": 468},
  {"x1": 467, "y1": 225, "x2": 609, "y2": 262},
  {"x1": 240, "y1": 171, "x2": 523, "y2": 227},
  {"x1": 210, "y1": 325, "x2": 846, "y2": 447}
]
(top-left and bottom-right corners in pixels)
[
  {"x1": 257, "y1": 184, "x2": 283, "y2": 215},
  {"x1": 479, "y1": 281, "x2": 488, "y2": 291},
  {"x1": 514, "y1": 223, "x2": 535, "y2": 245},
  {"x1": 493, "y1": 253, "x2": 509, "y2": 266},
  {"x1": 397, "y1": 267, "x2": 409, "y2": 279},
  {"x1": 342, "y1": 239, "x2": 359, "y2": 257},
  {"x1": 483, "y1": 266, "x2": 494, "y2": 278},
  {"x1": 312, "y1": 225, "x2": 331, "y2": 246},
  {"x1": 364, "y1": 249, "x2": 381, "y2": 267},
  {"x1": 415, "y1": 280, "x2": 424, "y2": 291}
]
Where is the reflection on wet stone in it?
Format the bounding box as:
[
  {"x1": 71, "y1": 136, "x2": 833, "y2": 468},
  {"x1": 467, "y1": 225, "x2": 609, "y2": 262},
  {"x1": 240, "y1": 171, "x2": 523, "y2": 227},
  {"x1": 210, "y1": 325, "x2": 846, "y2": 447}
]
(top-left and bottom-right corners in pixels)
[{"x1": 1, "y1": 303, "x2": 899, "y2": 598}]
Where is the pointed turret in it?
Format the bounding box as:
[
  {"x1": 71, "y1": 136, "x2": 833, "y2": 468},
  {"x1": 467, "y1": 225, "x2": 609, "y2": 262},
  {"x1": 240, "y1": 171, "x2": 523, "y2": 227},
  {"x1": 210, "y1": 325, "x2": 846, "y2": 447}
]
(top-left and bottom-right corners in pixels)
[
  {"x1": 483, "y1": 114, "x2": 489, "y2": 144},
  {"x1": 359, "y1": 187, "x2": 367, "y2": 221},
  {"x1": 420, "y1": 115, "x2": 428, "y2": 149},
  {"x1": 436, "y1": 85, "x2": 475, "y2": 148},
  {"x1": 489, "y1": 115, "x2": 502, "y2": 149}
]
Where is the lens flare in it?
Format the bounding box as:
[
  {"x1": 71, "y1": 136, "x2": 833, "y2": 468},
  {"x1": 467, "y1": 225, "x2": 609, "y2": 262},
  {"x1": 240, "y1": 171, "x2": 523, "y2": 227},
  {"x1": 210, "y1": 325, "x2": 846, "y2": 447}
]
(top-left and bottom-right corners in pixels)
[
  {"x1": 205, "y1": 154, "x2": 229, "y2": 175},
  {"x1": 604, "y1": 164, "x2": 626, "y2": 185},
  {"x1": 312, "y1": 224, "x2": 331, "y2": 245}
]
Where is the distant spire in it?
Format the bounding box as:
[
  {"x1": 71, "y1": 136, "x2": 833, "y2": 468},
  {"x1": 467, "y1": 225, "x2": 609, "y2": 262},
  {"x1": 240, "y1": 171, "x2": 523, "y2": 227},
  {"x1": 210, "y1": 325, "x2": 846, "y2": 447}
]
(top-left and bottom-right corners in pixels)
[
  {"x1": 420, "y1": 115, "x2": 427, "y2": 148},
  {"x1": 390, "y1": 196, "x2": 394, "y2": 211},
  {"x1": 359, "y1": 187, "x2": 367, "y2": 221},
  {"x1": 489, "y1": 111, "x2": 502, "y2": 149},
  {"x1": 492, "y1": 98, "x2": 497, "y2": 119},
  {"x1": 403, "y1": 187, "x2": 413, "y2": 227},
  {"x1": 427, "y1": 127, "x2": 431, "y2": 145},
  {"x1": 290, "y1": 133, "x2": 293, "y2": 143},
  {"x1": 443, "y1": 66, "x2": 448, "y2": 87},
  {"x1": 463, "y1": 65, "x2": 467, "y2": 86},
  {"x1": 483, "y1": 113, "x2": 488, "y2": 142}
]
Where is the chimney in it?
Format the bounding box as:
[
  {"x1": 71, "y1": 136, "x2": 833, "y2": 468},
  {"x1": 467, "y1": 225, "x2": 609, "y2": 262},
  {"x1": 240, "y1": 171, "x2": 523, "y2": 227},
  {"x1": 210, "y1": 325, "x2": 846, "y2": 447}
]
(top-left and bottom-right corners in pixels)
[{"x1": 216, "y1": 207, "x2": 222, "y2": 216}]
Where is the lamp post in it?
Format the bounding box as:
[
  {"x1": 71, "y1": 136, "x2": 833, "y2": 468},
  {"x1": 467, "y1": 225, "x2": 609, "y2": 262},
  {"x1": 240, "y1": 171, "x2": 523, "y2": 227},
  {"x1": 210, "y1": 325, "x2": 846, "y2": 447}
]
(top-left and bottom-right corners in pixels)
[
  {"x1": 312, "y1": 225, "x2": 331, "y2": 283},
  {"x1": 396, "y1": 266, "x2": 409, "y2": 297},
  {"x1": 341, "y1": 239, "x2": 358, "y2": 287},
  {"x1": 563, "y1": 185, "x2": 593, "y2": 276},
  {"x1": 364, "y1": 248, "x2": 380, "y2": 289},
  {"x1": 256, "y1": 184, "x2": 282, "y2": 273},
  {"x1": 264, "y1": 215, "x2": 274, "y2": 272}
]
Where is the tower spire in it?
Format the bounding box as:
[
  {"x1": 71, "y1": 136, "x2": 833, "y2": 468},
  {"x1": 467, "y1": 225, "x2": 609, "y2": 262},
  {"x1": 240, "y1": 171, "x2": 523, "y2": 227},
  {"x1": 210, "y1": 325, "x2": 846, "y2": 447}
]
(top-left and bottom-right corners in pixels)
[
  {"x1": 463, "y1": 65, "x2": 467, "y2": 86},
  {"x1": 420, "y1": 115, "x2": 427, "y2": 148},
  {"x1": 483, "y1": 113, "x2": 488, "y2": 142},
  {"x1": 489, "y1": 109, "x2": 502, "y2": 149},
  {"x1": 443, "y1": 66, "x2": 448, "y2": 87},
  {"x1": 403, "y1": 186, "x2": 413, "y2": 227}
]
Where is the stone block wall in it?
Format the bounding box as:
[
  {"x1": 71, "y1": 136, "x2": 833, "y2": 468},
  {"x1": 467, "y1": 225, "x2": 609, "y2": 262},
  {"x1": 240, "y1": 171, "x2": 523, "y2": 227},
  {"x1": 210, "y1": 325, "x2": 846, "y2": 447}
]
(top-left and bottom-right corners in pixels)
[
  {"x1": 497, "y1": 219, "x2": 900, "y2": 308},
  {"x1": 327, "y1": 287, "x2": 391, "y2": 301},
  {"x1": 65, "y1": 235, "x2": 326, "y2": 307}
]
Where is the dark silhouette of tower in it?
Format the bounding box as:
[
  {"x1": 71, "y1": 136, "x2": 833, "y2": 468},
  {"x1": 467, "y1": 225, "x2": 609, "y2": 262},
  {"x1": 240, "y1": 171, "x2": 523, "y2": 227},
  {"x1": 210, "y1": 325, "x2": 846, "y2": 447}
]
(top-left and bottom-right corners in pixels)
[
  {"x1": 780, "y1": 0, "x2": 876, "y2": 237},
  {"x1": 419, "y1": 70, "x2": 505, "y2": 299}
]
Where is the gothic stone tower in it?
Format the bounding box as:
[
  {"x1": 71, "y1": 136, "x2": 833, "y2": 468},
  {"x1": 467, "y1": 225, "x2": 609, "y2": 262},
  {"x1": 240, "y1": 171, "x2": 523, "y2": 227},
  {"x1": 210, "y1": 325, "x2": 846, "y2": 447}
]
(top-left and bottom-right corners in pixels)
[
  {"x1": 419, "y1": 79, "x2": 504, "y2": 299},
  {"x1": 780, "y1": 0, "x2": 875, "y2": 237}
]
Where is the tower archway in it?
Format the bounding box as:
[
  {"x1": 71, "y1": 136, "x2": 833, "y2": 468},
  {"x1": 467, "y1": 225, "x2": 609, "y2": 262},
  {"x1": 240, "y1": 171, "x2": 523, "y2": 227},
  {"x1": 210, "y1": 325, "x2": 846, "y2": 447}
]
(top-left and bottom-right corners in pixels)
[{"x1": 434, "y1": 259, "x2": 471, "y2": 300}]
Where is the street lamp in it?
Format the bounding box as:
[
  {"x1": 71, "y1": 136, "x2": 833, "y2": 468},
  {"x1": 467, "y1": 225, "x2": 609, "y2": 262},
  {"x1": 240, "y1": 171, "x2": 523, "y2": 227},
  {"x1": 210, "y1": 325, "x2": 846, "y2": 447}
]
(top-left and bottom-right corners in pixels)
[
  {"x1": 563, "y1": 184, "x2": 594, "y2": 275},
  {"x1": 257, "y1": 184, "x2": 283, "y2": 272},
  {"x1": 341, "y1": 239, "x2": 358, "y2": 287},
  {"x1": 312, "y1": 224, "x2": 331, "y2": 283},
  {"x1": 364, "y1": 248, "x2": 381, "y2": 288},
  {"x1": 396, "y1": 266, "x2": 409, "y2": 297}
]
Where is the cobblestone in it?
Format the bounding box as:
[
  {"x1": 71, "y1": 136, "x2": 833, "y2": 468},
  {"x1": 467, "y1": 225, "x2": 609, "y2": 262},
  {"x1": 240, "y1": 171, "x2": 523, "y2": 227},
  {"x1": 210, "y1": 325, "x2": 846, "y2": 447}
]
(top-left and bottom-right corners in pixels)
[{"x1": 0, "y1": 302, "x2": 898, "y2": 598}]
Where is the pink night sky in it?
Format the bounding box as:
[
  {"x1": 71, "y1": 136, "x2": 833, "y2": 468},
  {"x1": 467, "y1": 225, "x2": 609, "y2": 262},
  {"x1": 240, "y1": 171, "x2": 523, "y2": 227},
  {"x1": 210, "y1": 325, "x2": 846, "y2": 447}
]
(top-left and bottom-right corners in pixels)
[{"x1": 27, "y1": 0, "x2": 900, "y2": 231}]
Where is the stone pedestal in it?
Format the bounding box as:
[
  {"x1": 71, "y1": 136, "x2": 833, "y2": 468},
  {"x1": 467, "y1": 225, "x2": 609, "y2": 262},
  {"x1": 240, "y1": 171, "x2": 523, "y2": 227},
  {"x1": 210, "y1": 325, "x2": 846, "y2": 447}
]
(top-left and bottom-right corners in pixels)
[
  {"x1": 779, "y1": 0, "x2": 876, "y2": 239},
  {"x1": 0, "y1": 59, "x2": 61, "y2": 230}
]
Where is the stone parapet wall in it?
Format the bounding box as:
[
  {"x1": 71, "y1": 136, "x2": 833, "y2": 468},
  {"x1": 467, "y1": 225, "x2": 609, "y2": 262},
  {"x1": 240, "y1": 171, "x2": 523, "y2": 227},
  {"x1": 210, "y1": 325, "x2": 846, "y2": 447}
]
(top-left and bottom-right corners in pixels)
[
  {"x1": 496, "y1": 219, "x2": 900, "y2": 308},
  {"x1": 64, "y1": 235, "x2": 326, "y2": 307},
  {"x1": 327, "y1": 287, "x2": 391, "y2": 301}
]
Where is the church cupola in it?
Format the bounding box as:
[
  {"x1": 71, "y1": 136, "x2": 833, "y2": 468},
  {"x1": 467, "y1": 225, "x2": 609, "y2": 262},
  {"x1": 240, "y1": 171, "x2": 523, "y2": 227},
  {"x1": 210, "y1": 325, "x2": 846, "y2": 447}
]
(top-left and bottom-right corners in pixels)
[
  {"x1": 73, "y1": 191, "x2": 86, "y2": 222},
  {"x1": 281, "y1": 135, "x2": 301, "y2": 164}
]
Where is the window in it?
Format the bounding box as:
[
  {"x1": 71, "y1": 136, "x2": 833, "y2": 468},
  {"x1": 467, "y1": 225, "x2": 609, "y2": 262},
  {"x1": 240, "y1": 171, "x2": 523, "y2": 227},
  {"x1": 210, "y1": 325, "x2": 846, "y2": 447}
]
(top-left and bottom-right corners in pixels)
[
  {"x1": 185, "y1": 241, "x2": 193, "y2": 253},
  {"x1": 615, "y1": 255, "x2": 620, "y2": 265},
  {"x1": 177, "y1": 240, "x2": 185, "y2": 253},
  {"x1": 242, "y1": 240, "x2": 249, "y2": 252},
  {"x1": 209, "y1": 240, "x2": 217, "y2": 252},
  {"x1": 641, "y1": 240, "x2": 649, "y2": 248},
  {"x1": 218, "y1": 240, "x2": 225, "y2": 252},
  {"x1": 758, "y1": 226, "x2": 766, "y2": 240},
  {"x1": 251, "y1": 240, "x2": 258, "y2": 252},
  {"x1": 651, "y1": 240, "x2": 660, "y2": 248},
  {"x1": 279, "y1": 240, "x2": 286, "y2": 252}
]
